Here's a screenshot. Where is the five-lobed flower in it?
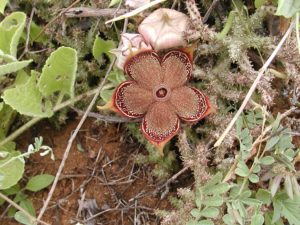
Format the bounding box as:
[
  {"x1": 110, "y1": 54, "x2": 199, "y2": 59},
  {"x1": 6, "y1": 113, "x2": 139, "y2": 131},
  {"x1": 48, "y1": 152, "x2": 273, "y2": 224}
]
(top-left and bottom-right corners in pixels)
[{"x1": 99, "y1": 48, "x2": 213, "y2": 155}]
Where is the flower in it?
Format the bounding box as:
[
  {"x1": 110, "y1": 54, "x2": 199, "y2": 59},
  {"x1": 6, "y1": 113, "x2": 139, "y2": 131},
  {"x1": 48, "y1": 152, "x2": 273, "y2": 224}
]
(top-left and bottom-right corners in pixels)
[
  {"x1": 110, "y1": 33, "x2": 152, "y2": 70},
  {"x1": 125, "y1": 0, "x2": 150, "y2": 9},
  {"x1": 99, "y1": 48, "x2": 213, "y2": 155},
  {"x1": 138, "y1": 8, "x2": 191, "y2": 50}
]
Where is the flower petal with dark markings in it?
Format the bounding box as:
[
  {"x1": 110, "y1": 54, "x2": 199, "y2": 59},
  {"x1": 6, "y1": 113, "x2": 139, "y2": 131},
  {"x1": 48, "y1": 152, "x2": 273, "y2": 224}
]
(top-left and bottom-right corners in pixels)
[
  {"x1": 162, "y1": 50, "x2": 192, "y2": 88},
  {"x1": 114, "y1": 81, "x2": 154, "y2": 118},
  {"x1": 124, "y1": 51, "x2": 163, "y2": 90},
  {"x1": 170, "y1": 86, "x2": 211, "y2": 122},
  {"x1": 141, "y1": 102, "x2": 179, "y2": 144}
]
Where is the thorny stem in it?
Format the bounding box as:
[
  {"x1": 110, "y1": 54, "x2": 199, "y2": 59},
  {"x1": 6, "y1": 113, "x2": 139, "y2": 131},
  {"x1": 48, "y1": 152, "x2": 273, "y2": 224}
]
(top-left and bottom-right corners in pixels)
[
  {"x1": 0, "y1": 192, "x2": 50, "y2": 225},
  {"x1": 214, "y1": 19, "x2": 295, "y2": 148}
]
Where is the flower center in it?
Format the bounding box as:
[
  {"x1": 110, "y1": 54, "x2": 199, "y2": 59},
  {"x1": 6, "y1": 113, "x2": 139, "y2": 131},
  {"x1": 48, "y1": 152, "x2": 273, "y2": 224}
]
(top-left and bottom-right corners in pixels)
[
  {"x1": 156, "y1": 88, "x2": 168, "y2": 98},
  {"x1": 153, "y1": 84, "x2": 171, "y2": 101}
]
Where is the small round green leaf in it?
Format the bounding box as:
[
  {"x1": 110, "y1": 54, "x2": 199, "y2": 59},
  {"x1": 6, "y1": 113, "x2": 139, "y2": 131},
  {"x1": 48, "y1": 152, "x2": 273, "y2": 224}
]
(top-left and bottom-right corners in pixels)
[{"x1": 25, "y1": 174, "x2": 54, "y2": 192}]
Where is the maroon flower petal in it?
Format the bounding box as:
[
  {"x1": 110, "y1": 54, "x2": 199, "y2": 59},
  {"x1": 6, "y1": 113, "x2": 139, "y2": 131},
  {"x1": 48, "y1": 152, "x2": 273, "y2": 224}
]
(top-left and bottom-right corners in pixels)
[
  {"x1": 114, "y1": 81, "x2": 154, "y2": 118},
  {"x1": 161, "y1": 50, "x2": 192, "y2": 89},
  {"x1": 170, "y1": 86, "x2": 211, "y2": 122},
  {"x1": 124, "y1": 51, "x2": 163, "y2": 90},
  {"x1": 141, "y1": 101, "x2": 179, "y2": 144}
]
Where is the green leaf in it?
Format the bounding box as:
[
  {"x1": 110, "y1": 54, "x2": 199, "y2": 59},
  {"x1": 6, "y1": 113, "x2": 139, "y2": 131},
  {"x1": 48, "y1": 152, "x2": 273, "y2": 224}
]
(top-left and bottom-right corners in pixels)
[
  {"x1": 14, "y1": 211, "x2": 32, "y2": 225},
  {"x1": 259, "y1": 156, "x2": 275, "y2": 165},
  {"x1": 272, "y1": 113, "x2": 281, "y2": 133},
  {"x1": 275, "y1": 0, "x2": 300, "y2": 18},
  {"x1": 2, "y1": 73, "x2": 53, "y2": 117},
  {"x1": 92, "y1": 36, "x2": 115, "y2": 62},
  {"x1": 109, "y1": 0, "x2": 121, "y2": 7},
  {"x1": 200, "y1": 207, "x2": 219, "y2": 218},
  {"x1": 2, "y1": 183, "x2": 20, "y2": 195},
  {"x1": 0, "y1": 12, "x2": 26, "y2": 57},
  {"x1": 100, "y1": 89, "x2": 114, "y2": 103},
  {"x1": 235, "y1": 161, "x2": 249, "y2": 177},
  {"x1": 265, "y1": 136, "x2": 280, "y2": 151},
  {"x1": 223, "y1": 214, "x2": 236, "y2": 225},
  {"x1": 202, "y1": 196, "x2": 224, "y2": 207},
  {"x1": 204, "y1": 183, "x2": 230, "y2": 195},
  {"x1": 249, "y1": 174, "x2": 259, "y2": 183},
  {"x1": 29, "y1": 21, "x2": 48, "y2": 44},
  {"x1": 198, "y1": 219, "x2": 214, "y2": 225},
  {"x1": 271, "y1": 175, "x2": 283, "y2": 197},
  {"x1": 256, "y1": 189, "x2": 272, "y2": 205},
  {"x1": 236, "y1": 116, "x2": 243, "y2": 134},
  {"x1": 252, "y1": 164, "x2": 261, "y2": 173},
  {"x1": 20, "y1": 198, "x2": 36, "y2": 216},
  {"x1": 254, "y1": 0, "x2": 267, "y2": 8},
  {"x1": 0, "y1": 0, "x2": 9, "y2": 14},
  {"x1": 272, "y1": 195, "x2": 300, "y2": 225},
  {"x1": 0, "y1": 59, "x2": 32, "y2": 76},
  {"x1": 284, "y1": 176, "x2": 293, "y2": 199},
  {"x1": 251, "y1": 214, "x2": 264, "y2": 225},
  {"x1": 276, "y1": 133, "x2": 294, "y2": 153},
  {"x1": 265, "y1": 212, "x2": 284, "y2": 225},
  {"x1": 108, "y1": 70, "x2": 126, "y2": 86},
  {"x1": 191, "y1": 208, "x2": 202, "y2": 219},
  {"x1": 25, "y1": 174, "x2": 54, "y2": 192},
  {"x1": 202, "y1": 172, "x2": 223, "y2": 189},
  {"x1": 38, "y1": 46, "x2": 77, "y2": 98},
  {"x1": 0, "y1": 151, "x2": 25, "y2": 190}
]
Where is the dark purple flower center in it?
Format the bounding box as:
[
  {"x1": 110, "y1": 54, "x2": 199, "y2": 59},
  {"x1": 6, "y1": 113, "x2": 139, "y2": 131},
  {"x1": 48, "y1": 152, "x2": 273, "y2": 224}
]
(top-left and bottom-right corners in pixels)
[
  {"x1": 156, "y1": 87, "x2": 168, "y2": 98},
  {"x1": 153, "y1": 84, "x2": 171, "y2": 101}
]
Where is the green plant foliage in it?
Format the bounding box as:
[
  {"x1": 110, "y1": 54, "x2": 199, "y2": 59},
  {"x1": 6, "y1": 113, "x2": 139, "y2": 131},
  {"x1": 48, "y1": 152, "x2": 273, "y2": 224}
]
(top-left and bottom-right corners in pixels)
[
  {"x1": 0, "y1": 0, "x2": 9, "y2": 14},
  {"x1": 14, "y1": 211, "x2": 32, "y2": 225},
  {"x1": 189, "y1": 173, "x2": 230, "y2": 223},
  {"x1": 275, "y1": 0, "x2": 300, "y2": 18},
  {"x1": 92, "y1": 36, "x2": 115, "y2": 62},
  {"x1": 0, "y1": 12, "x2": 26, "y2": 57},
  {"x1": 254, "y1": 0, "x2": 267, "y2": 8},
  {"x1": 0, "y1": 150, "x2": 25, "y2": 190},
  {"x1": 0, "y1": 59, "x2": 32, "y2": 76},
  {"x1": 272, "y1": 193, "x2": 300, "y2": 225},
  {"x1": 100, "y1": 69, "x2": 125, "y2": 102},
  {"x1": 2, "y1": 73, "x2": 54, "y2": 117},
  {"x1": 25, "y1": 174, "x2": 54, "y2": 192},
  {"x1": 38, "y1": 47, "x2": 78, "y2": 98},
  {"x1": 109, "y1": 0, "x2": 121, "y2": 7}
]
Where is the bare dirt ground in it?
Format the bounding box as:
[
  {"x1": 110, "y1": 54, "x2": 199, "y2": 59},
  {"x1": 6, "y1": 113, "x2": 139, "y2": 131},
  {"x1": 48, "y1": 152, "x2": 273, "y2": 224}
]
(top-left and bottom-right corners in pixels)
[{"x1": 1, "y1": 117, "x2": 191, "y2": 224}]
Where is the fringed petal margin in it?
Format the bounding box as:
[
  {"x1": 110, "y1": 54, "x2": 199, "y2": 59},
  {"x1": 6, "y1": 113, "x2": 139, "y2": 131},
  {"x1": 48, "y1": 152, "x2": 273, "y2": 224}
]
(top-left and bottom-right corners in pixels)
[
  {"x1": 161, "y1": 50, "x2": 193, "y2": 89},
  {"x1": 170, "y1": 86, "x2": 213, "y2": 122},
  {"x1": 114, "y1": 81, "x2": 154, "y2": 118},
  {"x1": 141, "y1": 102, "x2": 180, "y2": 155},
  {"x1": 124, "y1": 50, "x2": 163, "y2": 90}
]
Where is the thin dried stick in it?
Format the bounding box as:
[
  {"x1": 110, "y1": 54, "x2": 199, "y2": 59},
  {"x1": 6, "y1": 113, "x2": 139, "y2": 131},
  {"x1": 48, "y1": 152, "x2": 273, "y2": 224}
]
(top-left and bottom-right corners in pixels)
[
  {"x1": 18, "y1": 6, "x2": 35, "y2": 60},
  {"x1": 64, "y1": 7, "x2": 127, "y2": 18},
  {"x1": 214, "y1": 20, "x2": 295, "y2": 148},
  {"x1": 203, "y1": 0, "x2": 219, "y2": 23},
  {"x1": 71, "y1": 107, "x2": 140, "y2": 123},
  {"x1": 105, "y1": 0, "x2": 166, "y2": 24},
  {"x1": 0, "y1": 192, "x2": 50, "y2": 225}
]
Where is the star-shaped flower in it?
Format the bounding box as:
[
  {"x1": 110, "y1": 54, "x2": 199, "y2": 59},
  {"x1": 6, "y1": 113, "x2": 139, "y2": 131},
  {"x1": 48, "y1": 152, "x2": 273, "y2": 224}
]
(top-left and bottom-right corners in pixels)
[{"x1": 100, "y1": 49, "x2": 213, "y2": 155}]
